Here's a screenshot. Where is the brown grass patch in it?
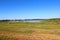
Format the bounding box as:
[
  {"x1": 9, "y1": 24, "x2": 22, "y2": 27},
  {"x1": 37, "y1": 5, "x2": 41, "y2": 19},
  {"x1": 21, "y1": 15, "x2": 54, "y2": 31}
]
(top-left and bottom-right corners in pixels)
[{"x1": 0, "y1": 32, "x2": 60, "y2": 40}]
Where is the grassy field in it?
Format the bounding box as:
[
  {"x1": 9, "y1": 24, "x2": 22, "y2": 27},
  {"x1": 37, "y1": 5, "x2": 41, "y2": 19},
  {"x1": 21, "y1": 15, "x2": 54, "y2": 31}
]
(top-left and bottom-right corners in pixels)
[{"x1": 0, "y1": 19, "x2": 60, "y2": 40}]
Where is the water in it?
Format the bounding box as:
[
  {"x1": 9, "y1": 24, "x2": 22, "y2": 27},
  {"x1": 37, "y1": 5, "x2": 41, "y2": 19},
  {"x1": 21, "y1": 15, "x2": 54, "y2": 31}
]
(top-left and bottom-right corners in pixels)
[
  {"x1": 9, "y1": 20, "x2": 44, "y2": 22},
  {"x1": 23, "y1": 20, "x2": 44, "y2": 22}
]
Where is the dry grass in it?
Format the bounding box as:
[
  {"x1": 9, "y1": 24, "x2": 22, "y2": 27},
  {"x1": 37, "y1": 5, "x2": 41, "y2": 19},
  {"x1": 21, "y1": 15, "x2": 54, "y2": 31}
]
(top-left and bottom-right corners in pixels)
[
  {"x1": 0, "y1": 22, "x2": 60, "y2": 40},
  {"x1": 0, "y1": 32, "x2": 60, "y2": 40}
]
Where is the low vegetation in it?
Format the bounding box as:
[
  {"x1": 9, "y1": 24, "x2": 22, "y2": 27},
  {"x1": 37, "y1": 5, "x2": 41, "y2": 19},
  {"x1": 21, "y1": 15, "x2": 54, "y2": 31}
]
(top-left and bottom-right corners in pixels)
[{"x1": 0, "y1": 18, "x2": 60, "y2": 40}]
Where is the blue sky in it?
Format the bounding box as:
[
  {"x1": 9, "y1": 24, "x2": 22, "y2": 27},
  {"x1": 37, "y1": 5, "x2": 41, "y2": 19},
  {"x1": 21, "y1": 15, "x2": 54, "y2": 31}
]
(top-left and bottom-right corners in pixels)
[{"x1": 0, "y1": 0, "x2": 60, "y2": 19}]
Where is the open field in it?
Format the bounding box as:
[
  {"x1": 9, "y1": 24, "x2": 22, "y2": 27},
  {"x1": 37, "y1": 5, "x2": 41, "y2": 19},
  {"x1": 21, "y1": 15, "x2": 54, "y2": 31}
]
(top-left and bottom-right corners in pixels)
[{"x1": 0, "y1": 19, "x2": 60, "y2": 40}]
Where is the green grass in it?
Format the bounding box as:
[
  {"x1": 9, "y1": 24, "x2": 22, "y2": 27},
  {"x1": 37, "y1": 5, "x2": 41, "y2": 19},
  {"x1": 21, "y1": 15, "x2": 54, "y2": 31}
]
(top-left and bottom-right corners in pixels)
[
  {"x1": 0, "y1": 21, "x2": 60, "y2": 34},
  {"x1": 0, "y1": 20, "x2": 60, "y2": 40}
]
